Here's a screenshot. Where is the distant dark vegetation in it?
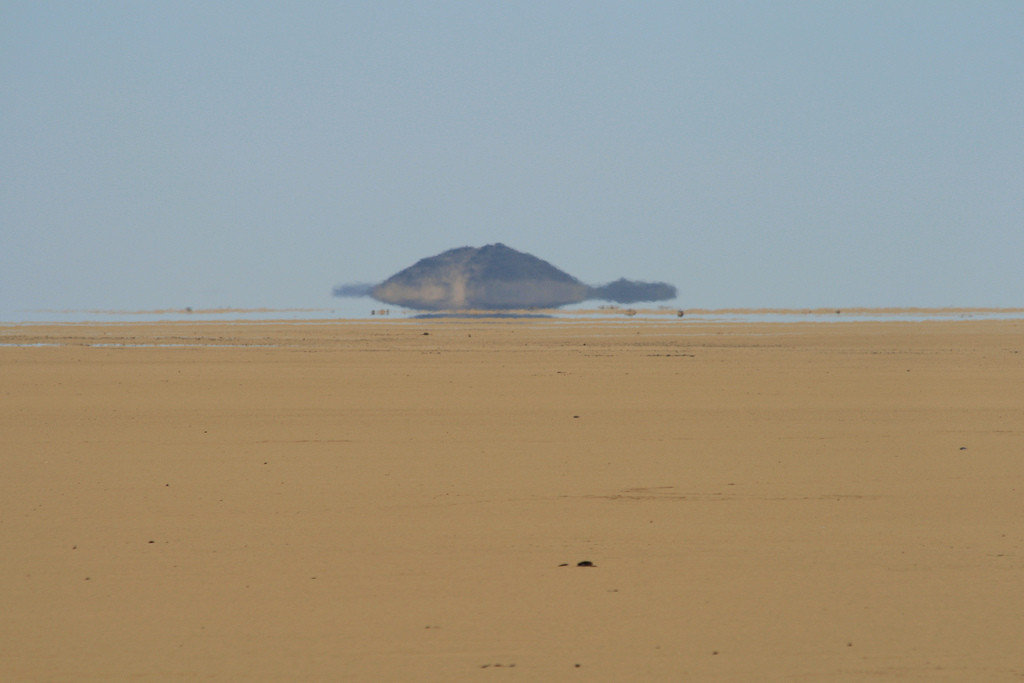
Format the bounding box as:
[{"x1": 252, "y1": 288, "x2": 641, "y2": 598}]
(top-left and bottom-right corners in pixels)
[{"x1": 333, "y1": 243, "x2": 677, "y2": 310}]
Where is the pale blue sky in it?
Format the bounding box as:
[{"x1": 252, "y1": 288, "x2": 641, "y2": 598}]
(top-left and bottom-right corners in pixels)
[{"x1": 3, "y1": 1, "x2": 1022, "y2": 316}]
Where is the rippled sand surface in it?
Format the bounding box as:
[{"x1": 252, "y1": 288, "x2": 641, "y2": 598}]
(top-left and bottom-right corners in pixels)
[{"x1": 3, "y1": 319, "x2": 1022, "y2": 680}]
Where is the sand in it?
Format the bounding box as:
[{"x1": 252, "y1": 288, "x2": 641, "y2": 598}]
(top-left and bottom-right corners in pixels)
[{"x1": 2, "y1": 319, "x2": 1022, "y2": 681}]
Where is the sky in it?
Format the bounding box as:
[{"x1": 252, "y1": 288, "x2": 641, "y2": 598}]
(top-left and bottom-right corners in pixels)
[{"x1": 3, "y1": 1, "x2": 1023, "y2": 316}]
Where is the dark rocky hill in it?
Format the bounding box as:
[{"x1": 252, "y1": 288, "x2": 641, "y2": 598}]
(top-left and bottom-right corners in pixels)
[
  {"x1": 336, "y1": 243, "x2": 676, "y2": 310},
  {"x1": 588, "y1": 278, "x2": 678, "y2": 304}
]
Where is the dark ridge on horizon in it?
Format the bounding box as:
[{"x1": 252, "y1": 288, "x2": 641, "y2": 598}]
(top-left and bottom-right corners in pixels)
[
  {"x1": 333, "y1": 243, "x2": 677, "y2": 310},
  {"x1": 589, "y1": 278, "x2": 677, "y2": 305},
  {"x1": 331, "y1": 283, "x2": 375, "y2": 298}
]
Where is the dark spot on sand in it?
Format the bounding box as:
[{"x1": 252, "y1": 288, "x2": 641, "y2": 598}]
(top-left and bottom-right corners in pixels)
[{"x1": 577, "y1": 560, "x2": 595, "y2": 567}]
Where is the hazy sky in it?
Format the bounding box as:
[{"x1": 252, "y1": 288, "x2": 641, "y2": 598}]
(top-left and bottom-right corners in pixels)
[{"x1": 3, "y1": 2, "x2": 1022, "y2": 314}]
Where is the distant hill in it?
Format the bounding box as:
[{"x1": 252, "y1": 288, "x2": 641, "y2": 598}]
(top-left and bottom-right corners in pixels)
[
  {"x1": 589, "y1": 278, "x2": 678, "y2": 304},
  {"x1": 337, "y1": 243, "x2": 677, "y2": 310}
]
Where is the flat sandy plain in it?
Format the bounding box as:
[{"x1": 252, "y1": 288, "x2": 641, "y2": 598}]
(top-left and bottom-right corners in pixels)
[{"x1": 2, "y1": 317, "x2": 1023, "y2": 681}]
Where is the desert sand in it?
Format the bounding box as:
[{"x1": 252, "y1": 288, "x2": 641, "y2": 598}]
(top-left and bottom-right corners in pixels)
[{"x1": 2, "y1": 318, "x2": 1022, "y2": 681}]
